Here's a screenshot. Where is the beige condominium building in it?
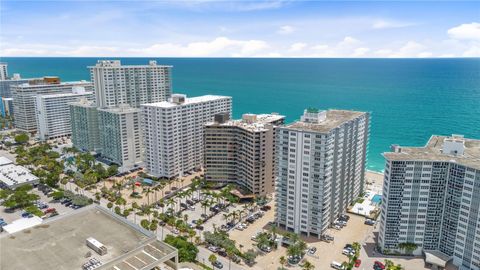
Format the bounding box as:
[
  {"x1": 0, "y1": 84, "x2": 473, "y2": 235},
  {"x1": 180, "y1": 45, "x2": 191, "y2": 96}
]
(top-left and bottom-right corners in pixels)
[
  {"x1": 379, "y1": 135, "x2": 480, "y2": 270},
  {"x1": 204, "y1": 113, "x2": 285, "y2": 195},
  {"x1": 275, "y1": 108, "x2": 369, "y2": 238},
  {"x1": 141, "y1": 94, "x2": 232, "y2": 178},
  {"x1": 12, "y1": 76, "x2": 93, "y2": 132}
]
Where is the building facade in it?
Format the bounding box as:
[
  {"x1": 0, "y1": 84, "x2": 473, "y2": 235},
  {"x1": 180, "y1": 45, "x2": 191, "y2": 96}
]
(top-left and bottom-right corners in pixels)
[
  {"x1": 1, "y1": 97, "x2": 13, "y2": 117},
  {"x1": 275, "y1": 109, "x2": 369, "y2": 238},
  {"x1": 204, "y1": 113, "x2": 285, "y2": 195},
  {"x1": 0, "y1": 74, "x2": 30, "y2": 98},
  {"x1": 35, "y1": 88, "x2": 94, "y2": 141},
  {"x1": 142, "y1": 94, "x2": 232, "y2": 178},
  {"x1": 70, "y1": 99, "x2": 101, "y2": 152},
  {"x1": 98, "y1": 106, "x2": 142, "y2": 168},
  {"x1": 12, "y1": 77, "x2": 93, "y2": 132},
  {"x1": 89, "y1": 60, "x2": 172, "y2": 108},
  {"x1": 378, "y1": 135, "x2": 480, "y2": 270},
  {"x1": 0, "y1": 63, "x2": 7, "y2": 81}
]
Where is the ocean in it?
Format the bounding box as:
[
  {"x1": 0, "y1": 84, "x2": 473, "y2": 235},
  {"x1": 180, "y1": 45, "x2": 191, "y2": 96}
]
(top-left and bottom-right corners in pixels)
[{"x1": 2, "y1": 57, "x2": 479, "y2": 172}]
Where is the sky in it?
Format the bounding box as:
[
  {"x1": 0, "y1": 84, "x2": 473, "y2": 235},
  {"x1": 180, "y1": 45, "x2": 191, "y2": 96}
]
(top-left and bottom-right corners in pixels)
[{"x1": 0, "y1": 0, "x2": 479, "y2": 58}]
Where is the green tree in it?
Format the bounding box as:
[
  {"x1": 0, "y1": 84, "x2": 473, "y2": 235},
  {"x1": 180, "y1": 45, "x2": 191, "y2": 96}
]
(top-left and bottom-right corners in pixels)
[
  {"x1": 107, "y1": 165, "x2": 119, "y2": 176},
  {"x1": 164, "y1": 235, "x2": 199, "y2": 262},
  {"x1": 301, "y1": 260, "x2": 314, "y2": 270},
  {"x1": 243, "y1": 249, "x2": 257, "y2": 265},
  {"x1": 14, "y1": 133, "x2": 29, "y2": 144},
  {"x1": 208, "y1": 254, "x2": 217, "y2": 269},
  {"x1": 279, "y1": 256, "x2": 287, "y2": 270}
]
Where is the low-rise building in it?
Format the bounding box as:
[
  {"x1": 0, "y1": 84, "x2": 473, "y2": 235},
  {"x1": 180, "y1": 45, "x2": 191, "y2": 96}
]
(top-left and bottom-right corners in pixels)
[
  {"x1": 0, "y1": 156, "x2": 39, "y2": 189},
  {"x1": 0, "y1": 205, "x2": 178, "y2": 270},
  {"x1": 204, "y1": 113, "x2": 285, "y2": 195},
  {"x1": 35, "y1": 87, "x2": 94, "y2": 141}
]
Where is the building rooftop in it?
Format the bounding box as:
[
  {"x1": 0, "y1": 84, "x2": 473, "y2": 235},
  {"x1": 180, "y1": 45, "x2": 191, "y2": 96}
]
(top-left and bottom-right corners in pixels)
[
  {"x1": 0, "y1": 157, "x2": 39, "y2": 188},
  {"x1": 142, "y1": 94, "x2": 231, "y2": 108},
  {"x1": 89, "y1": 60, "x2": 172, "y2": 69},
  {"x1": 98, "y1": 105, "x2": 140, "y2": 114},
  {"x1": 383, "y1": 135, "x2": 480, "y2": 170},
  {"x1": 38, "y1": 91, "x2": 93, "y2": 99},
  {"x1": 70, "y1": 98, "x2": 96, "y2": 108},
  {"x1": 0, "y1": 206, "x2": 177, "y2": 270},
  {"x1": 207, "y1": 113, "x2": 285, "y2": 132},
  {"x1": 285, "y1": 109, "x2": 367, "y2": 133},
  {"x1": 14, "y1": 80, "x2": 91, "y2": 89}
]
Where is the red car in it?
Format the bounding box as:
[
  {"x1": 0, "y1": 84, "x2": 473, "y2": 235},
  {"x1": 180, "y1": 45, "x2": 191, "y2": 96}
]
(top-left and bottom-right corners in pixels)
[
  {"x1": 355, "y1": 259, "x2": 361, "y2": 267},
  {"x1": 374, "y1": 261, "x2": 385, "y2": 269},
  {"x1": 44, "y1": 208, "x2": 56, "y2": 214}
]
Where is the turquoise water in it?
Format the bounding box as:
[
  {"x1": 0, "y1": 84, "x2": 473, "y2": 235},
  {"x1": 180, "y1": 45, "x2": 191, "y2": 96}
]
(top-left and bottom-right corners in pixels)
[
  {"x1": 371, "y1": 195, "x2": 382, "y2": 204},
  {"x1": 2, "y1": 57, "x2": 479, "y2": 172}
]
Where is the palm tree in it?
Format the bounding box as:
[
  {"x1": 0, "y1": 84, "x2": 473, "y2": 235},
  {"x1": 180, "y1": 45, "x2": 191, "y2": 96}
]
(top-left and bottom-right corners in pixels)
[
  {"x1": 256, "y1": 233, "x2": 270, "y2": 250},
  {"x1": 270, "y1": 224, "x2": 278, "y2": 241},
  {"x1": 279, "y1": 256, "x2": 287, "y2": 270},
  {"x1": 301, "y1": 260, "x2": 314, "y2": 270},
  {"x1": 208, "y1": 254, "x2": 217, "y2": 270},
  {"x1": 352, "y1": 242, "x2": 361, "y2": 257}
]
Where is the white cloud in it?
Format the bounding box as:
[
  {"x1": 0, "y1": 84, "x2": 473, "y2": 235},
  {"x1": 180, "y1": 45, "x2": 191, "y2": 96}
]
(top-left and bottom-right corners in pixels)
[
  {"x1": 387, "y1": 41, "x2": 427, "y2": 58},
  {"x1": 289, "y1": 42, "x2": 307, "y2": 52},
  {"x1": 463, "y1": 45, "x2": 480, "y2": 57},
  {"x1": 417, "y1": 51, "x2": 433, "y2": 58},
  {"x1": 277, "y1": 25, "x2": 295, "y2": 34},
  {"x1": 123, "y1": 37, "x2": 269, "y2": 57},
  {"x1": 447, "y1": 22, "x2": 480, "y2": 41},
  {"x1": 372, "y1": 19, "x2": 414, "y2": 29},
  {"x1": 311, "y1": 44, "x2": 329, "y2": 50},
  {"x1": 339, "y1": 36, "x2": 360, "y2": 47},
  {"x1": 352, "y1": 47, "x2": 370, "y2": 57}
]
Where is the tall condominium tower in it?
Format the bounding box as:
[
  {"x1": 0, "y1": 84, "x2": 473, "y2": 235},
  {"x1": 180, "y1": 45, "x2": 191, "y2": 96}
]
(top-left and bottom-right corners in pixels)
[
  {"x1": 89, "y1": 60, "x2": 172, "y2": 108},
  {"x1": 12, "y1": 77, "x2": 93, "y2": 132},
  {"x1": 275, "y1": 109, "x2": 369, "y2": 238},
  {"x1": 204, "y1": 113, "x2": 285, "y2": 195},
  {"x1": 0, "y1": 74, "x2": 31, "y2": 98},
  {"x1": 35, "y1": 88, "x2": 94, "y2": 141},
  {"x1": 141, "y1": 94, "x2": 232, "y2": 178},
  {"x1": 379, "y1": 135, "x2": 480, "y2": 270},
  {"x1": 0, "y1": 63, "x2": 7, "y2": 80},
  {"x1": 98, "y1": 106, "x2": 142, "y2": 168},
  {"x1": 70, "y1": 99, "x2": 101, "y2": 152}
]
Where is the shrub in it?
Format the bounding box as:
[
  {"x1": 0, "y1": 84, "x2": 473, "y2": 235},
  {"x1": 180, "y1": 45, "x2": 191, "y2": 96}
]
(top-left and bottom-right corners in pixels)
[{"x1": 164, "y1": 235, "x2": 199, "y2": 262}]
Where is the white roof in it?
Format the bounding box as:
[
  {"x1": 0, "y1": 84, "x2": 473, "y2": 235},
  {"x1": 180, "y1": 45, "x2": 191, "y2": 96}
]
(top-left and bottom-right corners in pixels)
[
  {"x1": 143, "y1": 94, "x2": 231, "y2": 108},
  {"x1": 3, "y1": 216, "x2": 43, "y2": 234},
  {"x1": 0, "y1": 164, "x2": 39, "y2": 187},
  {"x1": 0, "y1": 156, "x2": 13, "y2": 166},
  {"x1": 424, "y1": 250, "x2": 451, "y2": 267}
]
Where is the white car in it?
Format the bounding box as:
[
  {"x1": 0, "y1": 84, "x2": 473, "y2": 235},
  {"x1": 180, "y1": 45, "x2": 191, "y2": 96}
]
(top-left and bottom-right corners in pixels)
[
  {"x1": 172, "y1": 228, "x2": 179, "y2": 234},
  {"x1": 236, "y1": 225, "x2": 245, "y2": 231},
  {"x1": 342, "y1": 249, "x2": 354, "y2": 256}
]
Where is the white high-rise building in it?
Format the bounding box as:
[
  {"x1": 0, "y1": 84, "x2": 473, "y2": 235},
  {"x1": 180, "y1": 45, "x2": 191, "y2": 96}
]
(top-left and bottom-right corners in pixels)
[
  {"x1": 275, "y1": 109, "x2": 369, "y2": 238},
  {"x1": 0, "y1": 63, "x2": 7, "y2": 80},
  {"x1": 89, "y1": 60, "x2": 172, "y2": 108},
  {"x1": 98, "y1": 105, "x2": 142, "y2": 168},
  {"x1": 35, "y1": 88, "x2": 94, "y2": 141},
  {"x1": 204, "y1": 113, "x2": 285, "y2": 195},
  {"x1": 141, "y1": 94, "x2": 232, "y2": 178},
  {"x1": 12, "y1": 77, "x2": 93, "y2": 132},
  {"x1": 379, "y1": 135, "x2": 480, "y2": 270}
]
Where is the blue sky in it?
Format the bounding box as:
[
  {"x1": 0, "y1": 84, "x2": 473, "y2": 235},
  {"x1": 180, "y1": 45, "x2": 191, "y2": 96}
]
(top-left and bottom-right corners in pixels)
[{"x1": 0, "y1": 1, "x2": 479, "y2": 57}]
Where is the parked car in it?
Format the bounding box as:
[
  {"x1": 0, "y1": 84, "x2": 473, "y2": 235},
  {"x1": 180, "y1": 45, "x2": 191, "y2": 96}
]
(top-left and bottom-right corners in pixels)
[
  {"x1": 308, "y1": 247, "x2": 317, "y2": 254},
  {"x1": 365, "y1": 219, "x2": 375, "y2": 225},
  {"x1": 355, "y1": 259, "x2": 361, "y2": 267},
  {"x1": 212, "y1": 260, "x2": 223, "y2": 269},
  {"x1": 44, "y1": 208, "x2": 56, "y2": 214},
  {"x1": 217, "y1": 250, "x2": 227, "y2": 257},
  {"x1": 208, "y1": 246, "x2": 219, "y2": 252},
  {"x1": 374, "y1": 261, "x2": 385, "y2": 270},
  {"x1": 259, "y1": 245, "x2": 272, "y2": 253},
  {"x1": 331, "y1": 261, "x2": 345, "y2": 270}
]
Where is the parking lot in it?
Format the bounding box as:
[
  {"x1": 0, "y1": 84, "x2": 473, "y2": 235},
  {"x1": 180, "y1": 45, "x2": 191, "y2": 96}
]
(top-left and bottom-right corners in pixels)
[{"x1": 0, "y1": 186, "x2": 76, "y2": 233}]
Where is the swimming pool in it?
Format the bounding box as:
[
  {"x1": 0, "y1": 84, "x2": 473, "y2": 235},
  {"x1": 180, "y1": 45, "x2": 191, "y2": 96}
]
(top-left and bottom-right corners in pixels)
[{"x1": 371, "y1": 194, "x2": 382, "y2": 204}]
